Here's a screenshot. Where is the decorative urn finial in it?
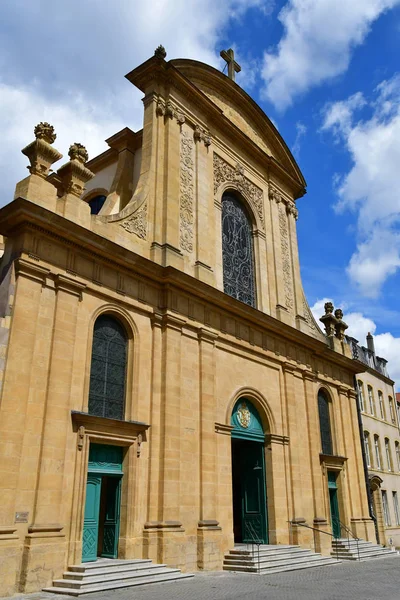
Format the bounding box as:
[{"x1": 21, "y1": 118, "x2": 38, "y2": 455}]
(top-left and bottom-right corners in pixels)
[
  {"x1": 334, "y1": 308, "x2": 348, "y2": 341},
  {"x1": 319, "y1": 302, "x2": 337, "y2": 337},
  {"x1": 154, "y1": 45, "x2": 167, "y2": 59},
  {"x1": 34, "y1": 122, "x2": 57, "y2": 144},
  {"x1": 68, "y1": 142, "x2": 89, "y2": 164}
]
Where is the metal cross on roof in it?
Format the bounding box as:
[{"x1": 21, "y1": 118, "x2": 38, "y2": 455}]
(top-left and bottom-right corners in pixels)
[{"x1": 220, "y1": 48, "x2": 241, "y2": 82}]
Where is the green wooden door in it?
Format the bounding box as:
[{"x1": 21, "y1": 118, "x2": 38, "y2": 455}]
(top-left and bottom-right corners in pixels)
[
  {"x1": 241, "y1": 442, "x2": 268, "y2": 543},
  {"x1": 82, "y1": 475, "x2": 102, "y2": 562},
  {"x1": 328, "y1": 471, "x2": 341, "y2": 538},
  {"x1": 101, "y1": 477, "x2": 122, "y2": 558}
]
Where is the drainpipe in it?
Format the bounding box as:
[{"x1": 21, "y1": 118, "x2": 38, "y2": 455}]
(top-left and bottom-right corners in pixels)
[{"x1": 353, "y1": 375, "x2": 379, "y2": 544}]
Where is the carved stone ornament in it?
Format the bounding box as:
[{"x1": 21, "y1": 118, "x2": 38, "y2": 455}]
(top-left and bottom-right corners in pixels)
[
  {"x1": 194, "y1": 125, "x2": 211, "y2": 147},
  {"x1": 68, "y1": 142, "x2": 89, "y2": 164},
  {"x1": 120, "y1": 201, "x2": 147, "y2": 239},
  {"x1": 156, "y1": 97, "x2": 185, "y2": 125},
  {"x1": 319, "y1": 302, "x2": 338, "y2": 337},
  {"x1": 278, "y1": 202, "x2": 294, "y2": 311},
  {"x1": 77, "y1": 425, "x2": 85, "y2": 451},
  {"x1": 303, "y1": 297, "x2": 317, "y2": 332},
  {"x1": 237, "y1": 402, "x2": 251, "y2": 428},
  {"x1": 154, "y1": 45, "x2": 167, "y2": 59},
  {"x1": 22, "y1": 122, "x2": 62, "y2": 178},
  {"x1": 334, "y1": 308, "x2": 348, "y2": 341},
  {"x1": 213, "y1": 154, "x2": 264, "y2": 229},
  {"x1": 179, "y1": 130, "x2": 194, "y2": 252},
  {"x1": 34, "y1": 122, "x2": 56, "y2": 144}
]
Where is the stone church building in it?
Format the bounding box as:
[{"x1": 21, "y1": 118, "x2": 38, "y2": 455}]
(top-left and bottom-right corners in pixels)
[{"x1": 0, "y1": 47, "x2": 375, "y2": 595}]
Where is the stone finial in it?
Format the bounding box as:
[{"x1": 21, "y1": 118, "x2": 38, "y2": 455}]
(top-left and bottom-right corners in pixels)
[
  {"x1": 319, "y1": 302, "x2": 338, "y2": 337},
  {"x1": 334, "y1": 308, "x2": 348, "y2": 341},
  {"x1": 57, "y1": 143, "x2": 94, "y2": 199},
  {"x1": 34, "y1": 122, "x2": 56, "y2": 144},
  {"x1": 154, "y1": 45, "x2": 167, "y2": 59},
  {"x1": 68, "y1": 142, "x2": 89, "y2": 164},
  {"x1": 20, "y1": 122, "x2": 62, "y2": 180}
]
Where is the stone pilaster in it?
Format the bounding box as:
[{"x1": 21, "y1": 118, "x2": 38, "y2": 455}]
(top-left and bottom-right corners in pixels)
[
  {"x1": 194, "y1": 128, "x2": 214, "y2": 285},
  {"x1": 265, "y1": 434, "x2": 290, "y2": 544},
  {"x1": 197, "y1": 328, "x2": 221, "y2": 569},
  {"x1": 21, "y1": 274, "x2": 85, "y2": 592},
  {"x1": 303, "y1": 372, "x2": 325, "y2": 519}
]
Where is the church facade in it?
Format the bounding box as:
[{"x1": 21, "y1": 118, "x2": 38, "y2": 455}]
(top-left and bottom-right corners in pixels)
[{"x1": 0, "y1": 47, "x2": 374, "y2": 595}]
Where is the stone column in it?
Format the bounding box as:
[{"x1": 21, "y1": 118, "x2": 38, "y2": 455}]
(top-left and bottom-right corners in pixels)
[
  {"x1": 197, "y1": 328, "x2": 221, "y2": 569},
  {"x1": 21, "y1": 274, "x2": 85, "y2": 592},
  {"x1": 0, "y1": 259, "x2": 50, "y2": 597}
]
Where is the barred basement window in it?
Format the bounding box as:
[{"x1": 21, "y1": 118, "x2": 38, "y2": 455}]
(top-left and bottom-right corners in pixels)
[
  {"x1": 221, "y1": 193, "x2": 256, "y2": 308},
  {"x1": 88, "y1": 314, "x2": 128, "y2": 420},
  {"x1": 318, "y1": 390, "x2": 333, "y2": 455}
]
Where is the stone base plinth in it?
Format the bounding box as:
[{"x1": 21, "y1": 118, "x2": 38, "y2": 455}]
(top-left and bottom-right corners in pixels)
[
  {"x1": 197, "y1": 522, "x2": 223, "y2": 570},
  {"x1": 0, "y1": 528, "x2": 21, "y2": 597},
  {"x1": 20, "y1": 527, "x2": 66, "y2": 593}
]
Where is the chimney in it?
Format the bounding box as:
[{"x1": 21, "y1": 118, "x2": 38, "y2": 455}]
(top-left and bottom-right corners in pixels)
[{"x1": 366, "y1": 332, "x2": 375, "y2": 356}]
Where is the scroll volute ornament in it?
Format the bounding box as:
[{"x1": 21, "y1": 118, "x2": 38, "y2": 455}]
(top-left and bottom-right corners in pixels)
[{"x1": 22, "y1": 122, "x2": 62, "y2": 179}]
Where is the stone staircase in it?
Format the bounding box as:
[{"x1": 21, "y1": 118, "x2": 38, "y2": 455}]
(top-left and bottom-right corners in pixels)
[
  {"x1": 331, "y1": 538, "x2": 399, "y2": 561},
  {"x1": 43, "y1": 558, "x2": 193, "y2": 595},
  {"x1": 223, "y1": 544, "x2": 340, "y2": 574}
]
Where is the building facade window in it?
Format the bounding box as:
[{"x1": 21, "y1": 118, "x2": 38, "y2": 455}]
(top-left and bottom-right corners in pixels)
[
  {"x1": 389, "y1": 396, "x2": 396, "y2": 424},
  {"x1": 88, "y1": 314, "x2": 128, "y2": 420},
  {"x1": 385, "y1": 438, "x2": 392, "y2": 471},
  {"x1": 88, "y1": 194, "x2": 107, "y2": 215},
  {"x1": 382, "y1": 490, "x2": 391, "y2": 526},
  {"x1": 318, "y1": 390, "x2": 333, "y2": 455},
  {"x1": 393, "y1": 492, "x2": 400, "y2": 526},
  {"x1": 358, "y1": 381, "x2": 365, "y2": 412},
  {"x1": 221, "y1": 193, "x2": 256, "y2": 308},
  {"x1": 367, "y1": 386, "x2": 375, "y2": 416},
  {"x1": 374, "y1": 435, "x2": 381, "y2": 469},
  {"x1": 395, "y1": 442, "x2": 400, "y2": 472},
  {"x1": 364, "y1": 431, "x2": 371, "y2": 467},
  {"x1": 378, "y1": 391, "x2": 385, "y2": 420}
]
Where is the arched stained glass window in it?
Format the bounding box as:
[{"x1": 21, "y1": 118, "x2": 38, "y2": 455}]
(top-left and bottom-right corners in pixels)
[
  {"x1": 222, "y1": 193, "x2": 256, "y2": 307},
  {"x1": 88, "y1": 314, "x2": 128, "y2": 420},
  {"x1": 318, "y1": 390, "x2": 333, "y2": 455}
]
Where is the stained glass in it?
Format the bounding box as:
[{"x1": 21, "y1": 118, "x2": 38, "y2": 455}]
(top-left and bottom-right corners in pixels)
[
  {"x1": 318, "y1": 391, "x2": 333, "y2": 455},
  {"x1": 88, "y1": 315, "x2": 127, "y2": 420},
  {"x1": 222, "y1": 194, "x2": 256, "y2": 307}
]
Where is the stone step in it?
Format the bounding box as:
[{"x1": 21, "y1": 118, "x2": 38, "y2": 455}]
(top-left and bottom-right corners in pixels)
[
  {"x1": 230, "y1": 544, "x2": 299, "y2": 554},
  {"x1": 44, "y1": 572, "x2": 193, "y2": 596},
  {"x1": 228, "y1": 547, "x2": 306, "y2": 558},
  {"x1": 224, "y1": 557, "x2": 339, "y2": 574},
  {"x1": 68, "y1": 558, "x2": 152, "y2": 572},
  {"x1": 224, "y1": 553, "x2": 332, "y2": 569},
  {"x1": 53, "y1": 567, "x2": 182, "y2": 588},
  {"x1": 331, "y1": 549, "x2": 397, "y2": 561},
  {"x1": 63, "y1": 562, "x2": 167, "y2": 580},
  {"x1": 224, "y1": 550, "x2": 317, "y2": 566}
]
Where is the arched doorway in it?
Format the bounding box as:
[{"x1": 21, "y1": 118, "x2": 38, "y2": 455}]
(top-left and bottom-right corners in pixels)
[{"x1": 231, "y1": 399, "x2": 268, "y2": 543}]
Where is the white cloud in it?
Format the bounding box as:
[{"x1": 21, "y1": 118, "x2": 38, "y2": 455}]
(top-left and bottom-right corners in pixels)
[
  {"x1": 292, "y1": 121, "x2": 307, "y2": 157},
  {"x1": 321, "y1": 74, "x2": 400, "y2": 297},
  {"x1": 310, "y1": 298, "x2": 400, "y2": 388},
  {"x1": 0, "y1": 0, "x2": 265, "y2": 205},
  {"x1": 262, "y1": 0, "x2": 400, "y2": 110}
]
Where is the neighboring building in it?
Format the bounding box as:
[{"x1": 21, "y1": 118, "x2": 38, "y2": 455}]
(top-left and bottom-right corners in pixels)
[
  {"x1": 348, "y1": 333, "x2": 400, "y2": 547},
  {"x1": 0, "y1": 47, "x2": 374, "y2": 595}
]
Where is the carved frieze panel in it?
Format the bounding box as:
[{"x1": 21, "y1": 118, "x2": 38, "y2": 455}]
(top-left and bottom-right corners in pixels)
[
  {"x1": 119, "y1": 202, "x2": 147, "y2": 239},
  {"x1": 179, "y1": 130, "x2": 195, "y2": 252},
  {"x1": 213, "y1": 154, "x2": 264, "y2": 230},
  {"x1": 278, "y1": 202, "x2": 294, "y2": 312}
]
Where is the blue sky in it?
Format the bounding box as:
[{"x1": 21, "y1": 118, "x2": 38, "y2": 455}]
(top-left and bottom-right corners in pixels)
[{"x1": 1, "y1": 0, "x2": 400, "y2": 384}]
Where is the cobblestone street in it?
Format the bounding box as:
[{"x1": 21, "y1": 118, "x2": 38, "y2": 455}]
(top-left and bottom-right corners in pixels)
[{"x1": 4, "y1": 555, "x2": 400, "y2": 600}]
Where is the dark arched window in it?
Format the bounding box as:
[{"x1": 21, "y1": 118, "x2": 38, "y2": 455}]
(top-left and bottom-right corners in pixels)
[
  {"x1": 318, "y1": 390, "x2": 333, "y2": 455},
  {"x1": 222, "y1": 193, "x2": 256, "y2": 307},
  {"x1": 89, "y1": 195, "x2": 106, "y2": 215},
  {"x1": 88, "y1": 314, "x2": 128, "y2": 420}
]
